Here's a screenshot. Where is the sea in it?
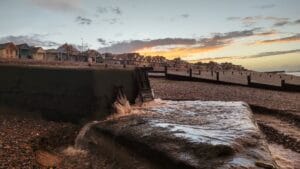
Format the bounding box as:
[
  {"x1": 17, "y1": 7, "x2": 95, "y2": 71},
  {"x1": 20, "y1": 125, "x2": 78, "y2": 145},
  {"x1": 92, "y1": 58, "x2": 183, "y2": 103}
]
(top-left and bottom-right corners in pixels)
[{"x1": 284, "y1": 71, "x2": 300, "y2": 77}]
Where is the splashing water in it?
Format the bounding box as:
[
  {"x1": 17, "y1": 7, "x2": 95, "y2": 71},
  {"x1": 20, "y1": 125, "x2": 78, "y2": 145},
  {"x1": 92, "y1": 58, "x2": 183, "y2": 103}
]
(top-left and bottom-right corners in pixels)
[
  {"x1": 62, "y1": 146, "x2": 87, "y2": 156},
  {"x1": 113, "y1": 87, "x2": 131, "y2": 115},
  {"x1": 74, "y1": 88, "x2": 133, "y2": 150},
  {"x1": 74, "y1": 121, "x2": 100, "y2": 149}
]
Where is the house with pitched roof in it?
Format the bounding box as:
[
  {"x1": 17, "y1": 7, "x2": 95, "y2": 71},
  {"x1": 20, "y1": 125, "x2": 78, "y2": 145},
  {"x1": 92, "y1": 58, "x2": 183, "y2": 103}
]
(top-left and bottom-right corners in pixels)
[
  {"x1": 17, "y1": 43, "x2": 31, "y2": 59},
  {"x1": 0, "y1": 43, "x2": 18, "y2": 59},
  {"x1": 45, "y1": 49, "x2": 59, "y2": 61},
  {"x1": 30, "y1": 47, "x2": 46, "y2": 60},
  {"x1": 83, "y1": 49, "x2": 102, "y2": 62},
  {"x1": 57, "y1": 43, "x2": 80, "y2": 61},
  {"x1": 103, "y1": 53, "x2": 121, "y2": 64}
]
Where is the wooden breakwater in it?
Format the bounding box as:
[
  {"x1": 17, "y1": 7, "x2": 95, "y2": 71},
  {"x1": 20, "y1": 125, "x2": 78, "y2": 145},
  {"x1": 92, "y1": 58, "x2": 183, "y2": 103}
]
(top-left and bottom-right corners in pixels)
[{"x1": 149, "y1": 67, "x2": 300, "y2": 92}]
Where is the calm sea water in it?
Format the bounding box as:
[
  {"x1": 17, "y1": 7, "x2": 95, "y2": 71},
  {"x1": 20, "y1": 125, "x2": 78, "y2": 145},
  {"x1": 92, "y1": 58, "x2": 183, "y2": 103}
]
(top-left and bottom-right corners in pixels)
[{"x1": 285, "y1": 72, "x2": 300, "y2": 77}]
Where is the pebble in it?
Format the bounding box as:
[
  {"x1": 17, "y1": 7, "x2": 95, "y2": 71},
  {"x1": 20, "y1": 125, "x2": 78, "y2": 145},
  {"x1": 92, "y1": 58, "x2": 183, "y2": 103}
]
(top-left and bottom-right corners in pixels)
[{"x1": 0, "y1": 114, "x2": 78, "y2": 168}]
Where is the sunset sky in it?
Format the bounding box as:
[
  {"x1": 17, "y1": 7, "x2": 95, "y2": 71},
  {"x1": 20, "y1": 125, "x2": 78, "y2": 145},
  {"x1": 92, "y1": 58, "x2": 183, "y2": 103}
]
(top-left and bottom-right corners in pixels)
[{"x1": 0, "y1": 0, "x2": 299, "y2": 71}]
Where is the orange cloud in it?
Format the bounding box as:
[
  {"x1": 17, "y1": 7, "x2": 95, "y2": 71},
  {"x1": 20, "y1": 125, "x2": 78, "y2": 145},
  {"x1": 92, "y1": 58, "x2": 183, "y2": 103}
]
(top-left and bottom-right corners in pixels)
[
  {"x1": 135, "y1": 29, "x2": 277, "y2": 59},
  {"x1": 136, "y1": 45, "x2": 224, "y2": 59},
  {"x1": 257, "y1": 34, "x2": 300, "y2": 44},
  {"x1": 187, "y1": 56, "x2": 239, "y2": 63},
  {"x1": 256, "y1": 30, "x2": 277, "y2": 36},
  {"x1": 100, "y1": 28, "x2": 273, "y2": 54},
  {"x1": 188, "y1": 49, "x2": 300, "y2": 63}
]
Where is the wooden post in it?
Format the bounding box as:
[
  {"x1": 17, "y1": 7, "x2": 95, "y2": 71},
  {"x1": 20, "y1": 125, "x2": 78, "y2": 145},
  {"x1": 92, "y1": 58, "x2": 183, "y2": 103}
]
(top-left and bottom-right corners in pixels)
[
  {"x1": 216, "y1": 72, "x2": 219, "y2": 81},
  {"x1": 281, "y1": 79, "x2": 285, "y2": 87},
  {"x1": 199, "y1": 70, "x2": 201, "y2": 75},
  {"x1": 105, "y1": 64, "x2": 108, "y2": 68},
  {"x1": 247, "y1": 75, "x2": 251, "y2": 85},
  {"x1": 164, "y1": 65, "x2": 168, "y2": 74},
  {"x1": 189, "y1": 68, "x2": 192, "y2": 79},
  {"x1": 123, "y1": 64, "x2": 126, "y2": 68}
]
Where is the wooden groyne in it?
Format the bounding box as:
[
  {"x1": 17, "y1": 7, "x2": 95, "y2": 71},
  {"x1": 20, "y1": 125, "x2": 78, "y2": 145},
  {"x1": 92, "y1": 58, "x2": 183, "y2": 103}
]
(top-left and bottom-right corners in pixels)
[{"x1": 148, "y1": 67, "x2": 300, "y2": 92}]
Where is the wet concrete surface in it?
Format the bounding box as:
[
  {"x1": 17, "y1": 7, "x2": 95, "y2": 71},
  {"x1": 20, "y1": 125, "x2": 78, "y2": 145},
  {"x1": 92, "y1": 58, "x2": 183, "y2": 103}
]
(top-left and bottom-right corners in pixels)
[
  {"x1": 150, "y1": 78, "x2": 300, "y2": 169},
  {"x1": 77, "y1": 100, "x2": 277, "y2": 169}
]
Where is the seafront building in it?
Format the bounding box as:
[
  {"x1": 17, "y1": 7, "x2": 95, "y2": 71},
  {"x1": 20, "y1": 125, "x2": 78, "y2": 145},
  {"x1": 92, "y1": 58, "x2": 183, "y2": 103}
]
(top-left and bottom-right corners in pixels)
[
  {"x1": 0, "y1": 43, "x2": 18, "y2": 59},
  {"x1": 0, "y1": 42, "x2": 245, "y2": 71}
]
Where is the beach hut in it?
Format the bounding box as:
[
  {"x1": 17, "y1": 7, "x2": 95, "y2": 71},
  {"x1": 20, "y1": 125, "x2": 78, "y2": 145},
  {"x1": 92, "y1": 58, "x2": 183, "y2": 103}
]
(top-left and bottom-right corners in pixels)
[
  {"x1": 30, "y1": 47, "x2": 46, "y2": 60},
  {"x1": 0, "y1": 42, "x2": 18, "y2": 59},
  {"x1": 45, "y1": 49, "x2": 59, "y2": 61},
  {"x1": 17, "y1": 43, "x2": 31, "y2": 59}
]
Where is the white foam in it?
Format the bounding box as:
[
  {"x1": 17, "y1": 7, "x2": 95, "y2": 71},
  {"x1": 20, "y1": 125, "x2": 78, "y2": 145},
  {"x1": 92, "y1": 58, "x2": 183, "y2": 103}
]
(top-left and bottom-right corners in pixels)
[{"x1": 62, "y1": 146, "x2": 87, "y2": 156}]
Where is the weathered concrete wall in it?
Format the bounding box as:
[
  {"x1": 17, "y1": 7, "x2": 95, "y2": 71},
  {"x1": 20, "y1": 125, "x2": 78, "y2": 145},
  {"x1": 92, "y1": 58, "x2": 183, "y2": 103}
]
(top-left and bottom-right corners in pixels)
[{"x1": 0, "y1": 65, "x2": 139, "y2": 123}]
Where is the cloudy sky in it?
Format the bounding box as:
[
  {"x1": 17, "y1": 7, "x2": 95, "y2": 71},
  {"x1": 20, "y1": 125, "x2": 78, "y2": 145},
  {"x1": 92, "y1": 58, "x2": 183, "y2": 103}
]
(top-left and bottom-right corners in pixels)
[{"x1": 0, "y1": 0, "x2": 300, "y2": 71}]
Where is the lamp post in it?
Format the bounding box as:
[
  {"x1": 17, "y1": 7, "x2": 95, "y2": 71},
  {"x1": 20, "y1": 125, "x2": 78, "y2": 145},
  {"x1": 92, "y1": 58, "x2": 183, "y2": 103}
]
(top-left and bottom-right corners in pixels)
[{"x1": 81, "y1": 38, "x2": 83, "y2": 61}]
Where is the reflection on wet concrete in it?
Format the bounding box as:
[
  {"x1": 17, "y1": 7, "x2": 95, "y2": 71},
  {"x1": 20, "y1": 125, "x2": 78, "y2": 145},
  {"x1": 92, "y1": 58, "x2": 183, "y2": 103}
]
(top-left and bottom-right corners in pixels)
[{"x1": 75, "y1": 99, "x2": 278, "y2": 169}]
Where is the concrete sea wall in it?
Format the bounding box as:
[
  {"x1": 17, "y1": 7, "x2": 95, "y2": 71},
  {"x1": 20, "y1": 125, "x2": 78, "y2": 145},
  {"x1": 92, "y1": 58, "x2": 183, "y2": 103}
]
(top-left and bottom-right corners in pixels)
[{"x1": 0, "y1": 65, "x2": 139, "y2": 123}]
